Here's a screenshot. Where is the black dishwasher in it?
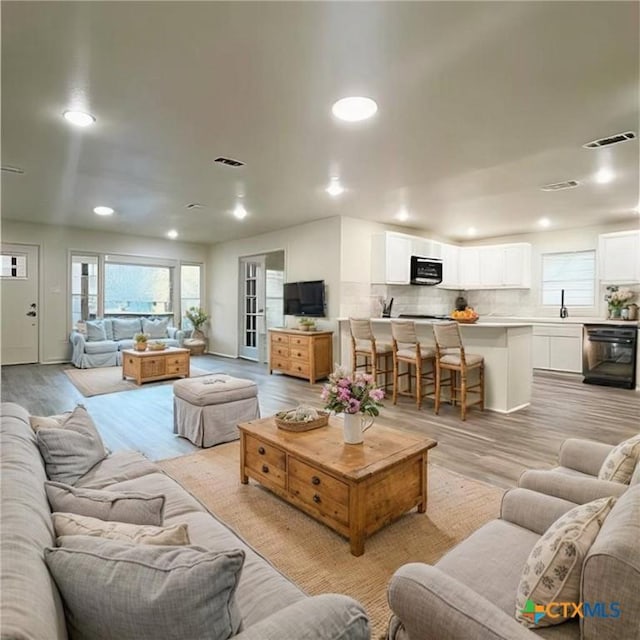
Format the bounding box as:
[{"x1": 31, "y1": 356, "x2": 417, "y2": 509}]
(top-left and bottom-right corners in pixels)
[{"x1": 583, "y1": 325, "x2": 637, "y2": 389}]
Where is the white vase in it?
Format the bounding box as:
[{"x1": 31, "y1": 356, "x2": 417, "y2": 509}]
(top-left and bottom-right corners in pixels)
[{"x1": 342, "y1": 413, "x2": 374, "y2": 445}]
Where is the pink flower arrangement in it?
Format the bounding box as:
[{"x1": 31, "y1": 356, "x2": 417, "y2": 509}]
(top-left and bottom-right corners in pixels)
[{"x1": 321, "y1": 366, "x2": 385, "y2": 416}]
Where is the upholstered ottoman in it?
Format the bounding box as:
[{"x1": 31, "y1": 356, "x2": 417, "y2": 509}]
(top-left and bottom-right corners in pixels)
[{"x1": 173, "y1": 374, "x2": 260, "y2": 447}]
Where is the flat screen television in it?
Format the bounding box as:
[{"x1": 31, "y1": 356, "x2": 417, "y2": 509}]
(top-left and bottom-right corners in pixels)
[{"x1": 283, "y1": 280, "x2": 326, "y2": 317}]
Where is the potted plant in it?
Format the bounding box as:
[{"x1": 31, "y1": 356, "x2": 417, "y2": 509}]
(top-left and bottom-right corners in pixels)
[
  {"x1": 185, "y1": 306, "x2": 210, "y2": 341},
  {"x1": 297, "y1": 317, "x2": 316, "y2": 332},
  {"x1": 133, "y1": 332, "x2": 148, "y2": 352}
]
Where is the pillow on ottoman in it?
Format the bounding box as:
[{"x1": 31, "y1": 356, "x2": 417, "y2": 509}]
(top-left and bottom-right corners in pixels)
[
  {"x1": 35, "y1": 405, "x2": 108, "y2": 484},
  {"x1": 515, "y1": 496, "x2": 616, "y2": 628},
  {"x1": 598, "y1": 434, "x2": 640, "y2": 483},
  {"x1": 46, "y1": 482, "x2": 165, "y2": 526},
  {"x1": 45, "y1": 536, "x2": 245, "y2": 640},
  {"x1": 52, "y1": 513, "x2": 189, "y2": 546}
]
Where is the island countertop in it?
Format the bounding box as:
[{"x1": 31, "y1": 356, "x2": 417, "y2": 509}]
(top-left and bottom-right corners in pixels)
[{"x1": 337, "y1": 318, "x2": 532, "y2": 414}]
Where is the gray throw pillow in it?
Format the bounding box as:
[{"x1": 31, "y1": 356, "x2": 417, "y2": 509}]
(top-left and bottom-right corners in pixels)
[
  {"x1": 112, "y1": 318, "x2": 142, "y2": 341},
  {"x1": 85, "y1": 320, "x2": 107, "y2": 342},
  {"x1": 142, "y1": 317, "x2": 169, "y2": 339},
  {"x1": 45, "y1": 536, "x2": 245, "y2": 640},
  {"x1": 36, "y1": 405, "x2": 108, "y2": 484},
  {"x1": 45, "y1": 482, "x2": 165, "y2": 525}
]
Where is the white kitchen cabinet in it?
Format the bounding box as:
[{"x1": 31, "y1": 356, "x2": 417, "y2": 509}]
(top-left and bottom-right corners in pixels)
[
  {"x1": 479, "y1": 247, "x2": 505, "y2": 287},
  {"x1": 504, "y1": 244, "x2": 531, "y2": 288},
  {"x1": 599, "y1": 230, "x2": 640, "y2": 283},
  {"x1": 468, "y1": 243, "x2": 531, "y2": 289},
  {"x1": 459, "y1": 247, "x2": 481, "y2": 288},
  {"x1": 532, "y1": 324, "x2": 582, "y2": 373},
  {"x1": 438, "y1": 243, "x2": 461, "y2": 289},
  {"x1": 371, "y1": 232, "x2": 412, "y2": 284}
]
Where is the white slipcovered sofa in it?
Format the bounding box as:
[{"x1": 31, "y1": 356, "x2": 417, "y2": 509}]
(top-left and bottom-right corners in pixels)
[{"x1": 70, "y1": 317, "x2": 184, "y2": 368}]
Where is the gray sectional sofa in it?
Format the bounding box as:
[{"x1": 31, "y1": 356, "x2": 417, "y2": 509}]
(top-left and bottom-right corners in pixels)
[
  {"x1": 0, "y1": 403, "x2": 370, "y2": 639},
  {"x1": 70, "y1": 317, "x2": 184, "y2": 368}
]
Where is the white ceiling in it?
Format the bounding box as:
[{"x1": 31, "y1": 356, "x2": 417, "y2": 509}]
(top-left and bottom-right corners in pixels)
[{"x1": 2, "y1": 1, "x2": 639, "y2": 244}]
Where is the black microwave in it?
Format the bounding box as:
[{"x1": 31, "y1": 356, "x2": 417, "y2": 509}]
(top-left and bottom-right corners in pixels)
[{"x1": 410, "y1": 256, "x2": 443, "y2": 285}]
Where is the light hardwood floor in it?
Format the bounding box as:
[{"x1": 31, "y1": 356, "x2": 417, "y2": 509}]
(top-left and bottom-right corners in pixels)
[{"x1": 2, "y1": 356, "x2": 638, "y2": 489}]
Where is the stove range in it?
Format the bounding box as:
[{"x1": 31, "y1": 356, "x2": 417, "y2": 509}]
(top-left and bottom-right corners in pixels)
[{"x1": 397, "y1": 314, "x2": 452, "y2": 320}]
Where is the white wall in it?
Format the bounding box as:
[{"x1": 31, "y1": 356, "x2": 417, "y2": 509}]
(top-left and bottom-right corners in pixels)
[
  {"x1": 208, "y1": 217, "x2": 342, "y2": 357},
  {"x1": 2, "y1": 221, "x2": 209, "y2": 363}
]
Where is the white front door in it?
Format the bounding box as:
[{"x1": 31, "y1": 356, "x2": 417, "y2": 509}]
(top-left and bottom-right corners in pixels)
[
  {"x1": 238, "y1": 256, "x2": 265, "y2": 361},
  {"x1": 1, "y1": 243, "x2": 39, "y2": 364}
]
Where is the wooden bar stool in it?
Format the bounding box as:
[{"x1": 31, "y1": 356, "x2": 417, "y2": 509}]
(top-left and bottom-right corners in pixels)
[
  {"x1": 390, "y1": 320, "x2": 436, "y2": 409},
  {"x1": 349, "y1": 318, "x2": 393, "y2": 392},
  {"x1": 432, "y1": 322, "x2": 485, "y2": 421}
]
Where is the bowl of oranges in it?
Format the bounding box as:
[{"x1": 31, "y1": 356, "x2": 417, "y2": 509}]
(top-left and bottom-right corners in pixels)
[{"x1": 451, "y1": 308, "x2": 480, "y2": 324}]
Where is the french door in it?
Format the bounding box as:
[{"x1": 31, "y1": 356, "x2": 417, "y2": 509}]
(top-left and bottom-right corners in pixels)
[
  {"x1": 238, "y1": 256, "x2": 265, "y2": 361},
  {"x1": 1, "y1": 243, "x2": 39, "y2": 364}
]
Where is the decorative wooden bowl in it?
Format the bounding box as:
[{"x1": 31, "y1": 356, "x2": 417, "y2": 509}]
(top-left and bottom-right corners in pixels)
[
  {"x1": 275, "y1": 410, "x2": 330, "y2": 432},
  {"x1": 147, "y1": 342, "x2": 168, "y2": 351}
]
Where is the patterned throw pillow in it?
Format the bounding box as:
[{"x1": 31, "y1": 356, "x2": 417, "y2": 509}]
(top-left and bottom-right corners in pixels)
[
  {"x1": 52, "y1": 512, "x2": 189, "y2": 546},
  {"x1": 598, "y1": 434, "x2": 640, "y2": 483},
  {"x1": 515, "y1": 496, "x2": 616, "y2": 628}
]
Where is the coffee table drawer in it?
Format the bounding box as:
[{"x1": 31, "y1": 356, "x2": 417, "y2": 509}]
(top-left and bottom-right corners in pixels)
[
  {"x1": 141, "y1": 358, "x2": 165, "y2": 377},
  {"x1": 245, "y1": 435, "x2": 286, "y2": 489},
  {"x1": 288, "y1": 459, "x2": 349, "y2": 524},
  {"x1": 167, "y1": 363, "x2": 188, "y2": 374}
]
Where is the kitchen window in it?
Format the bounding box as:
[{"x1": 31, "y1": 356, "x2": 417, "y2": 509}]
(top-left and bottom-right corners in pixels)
[{"x1": 541, "y1": 250, "x2": 595, "y2": 307}]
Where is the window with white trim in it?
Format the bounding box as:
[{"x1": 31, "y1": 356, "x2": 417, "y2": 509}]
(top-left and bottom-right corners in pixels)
[{"x1": 541, "y1": 250, "x2": 595, "y2": 307}]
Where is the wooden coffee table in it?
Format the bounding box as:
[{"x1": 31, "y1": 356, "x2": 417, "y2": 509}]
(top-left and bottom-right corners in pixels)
[
  {"x1": 121, "y1": 347, "x2": 190, "y2": 385},
  {"x1": 238, "y1": 416, "x2": 437, "y2": 556}
]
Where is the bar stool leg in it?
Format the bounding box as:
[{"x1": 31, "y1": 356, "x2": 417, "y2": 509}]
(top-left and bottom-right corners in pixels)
[
  {"x1": 392, "y1": 356, "x2": 399, "y2": 405},
  {"x1": 460, "y1": 370, "x2": 468, "y2": 421},
  {"x1": 416, "y1": 359, "x2": 422, "y2": 409},
  {"x1": 435, "y1": 362, "x2": 441, "y2": 414},
  {"x1": 480, "y1": 363, "x2": 485, "y2": 411}
]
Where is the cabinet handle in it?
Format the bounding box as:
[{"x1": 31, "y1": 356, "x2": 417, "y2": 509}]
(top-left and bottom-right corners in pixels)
[
  {"x1": 258, "y1": 446, "x2": 266, "y2": 455},
  {"x1": 262, "y1": 464, "x2": 269, "y2": 474},
  {"x1": 312, "y1": 494, "x2": 321, "y2": 504},
  {"x1": 311, "y1": 476, "x2": 321, "y2": 485}
]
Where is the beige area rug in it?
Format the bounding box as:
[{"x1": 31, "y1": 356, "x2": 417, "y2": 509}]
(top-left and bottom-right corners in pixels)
[
  {"x1": 64, "y1": 366, "x2": 211, "y2": 397},
  {"x1": 158, "y1": 443, "x2": 504, "y2": 638}
]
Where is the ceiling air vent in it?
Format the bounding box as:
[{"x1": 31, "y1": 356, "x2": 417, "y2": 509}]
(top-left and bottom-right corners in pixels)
[
  {"x1": 1, "y1": 165, "x2": 25, "y2": 174},
  {"x1": 540, "y1": 180, "x2": 580, "y2": 192},
  {"x1": 583, "y1": 131, "x2": 636, "y2": 149},
  {"x1": 214, "y1": 157, "x2": 245, "y2": 167}
]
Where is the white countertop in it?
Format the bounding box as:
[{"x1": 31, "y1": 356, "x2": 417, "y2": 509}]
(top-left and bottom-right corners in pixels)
[
  {"x1": 476, "y1": 316, "x2": 638, "y2": 326},
  {"x1": 337, "y1": 318, "x2": 532, "y2": 328}
]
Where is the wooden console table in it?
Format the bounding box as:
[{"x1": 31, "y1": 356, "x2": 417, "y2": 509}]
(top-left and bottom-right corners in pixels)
[
  {"x1": 238, "y1": 416, "x2": 437, "y2": 556},
  {"x1": 268, "y1": 328, "x2": 333, "y2": 384},
  {"x1": 121, "y1": 347, "x2": 190, "y2": 385}
]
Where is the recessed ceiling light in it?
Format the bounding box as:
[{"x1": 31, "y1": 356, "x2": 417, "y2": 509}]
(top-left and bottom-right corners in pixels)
[
  {"x1": 167, "y1": 229, "x2": 178, "y2": 239},
  {"x1": 233, "y1": 203, "x2": 248, "y2": 220},
  {"x1": 325, "y1": 178, "x2": 344, "y2": 197},
  {"x1": 395, "y1": 208, "x2": 409, "y2": 222},
  {"x1": 93, "y1": 206, "x2": 114, "y2": 216},
  {"x1": 538, "y1": 217, "x2": 551, "y2": 228},
  {"x1": 595, "y1": 168, "x2": 614, "y2": 184},
  {"x1": 63, "y1": 110, "x2": 96, "y2": 127},
  {"x1": 466, "y1": 227, "x2": 477, "y2": 236},
  {"x1": 331, "y1": 97, "x2": 378, "y2": 122}
]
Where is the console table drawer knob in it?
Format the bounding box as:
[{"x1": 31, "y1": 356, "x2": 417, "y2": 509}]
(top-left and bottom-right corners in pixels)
[
  {"x1": 311, "y1": 476, "x2": 321, "y2": 485},
  {"x1": 258, "y1": 446, "x2": 266, "y2": 455},
  {"x1": 262, "y1": 464, "x2": 269, "y2": 474},
  {"x1": 312, "y1": 494, "x2": 321, "y2": 504}
]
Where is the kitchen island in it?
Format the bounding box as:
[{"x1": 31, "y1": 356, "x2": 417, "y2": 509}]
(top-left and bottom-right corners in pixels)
[{"x1": 337, "y1": 318, "x2": 533, "y2": 413}]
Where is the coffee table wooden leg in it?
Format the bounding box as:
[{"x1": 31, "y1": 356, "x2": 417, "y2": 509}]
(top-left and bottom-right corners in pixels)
[
  {"x1": 240, "y1": 433, "x2": 248, "y2": 484},
  {"x1": 417, "y1": 453, "x2": 428, "y2": 513}
]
